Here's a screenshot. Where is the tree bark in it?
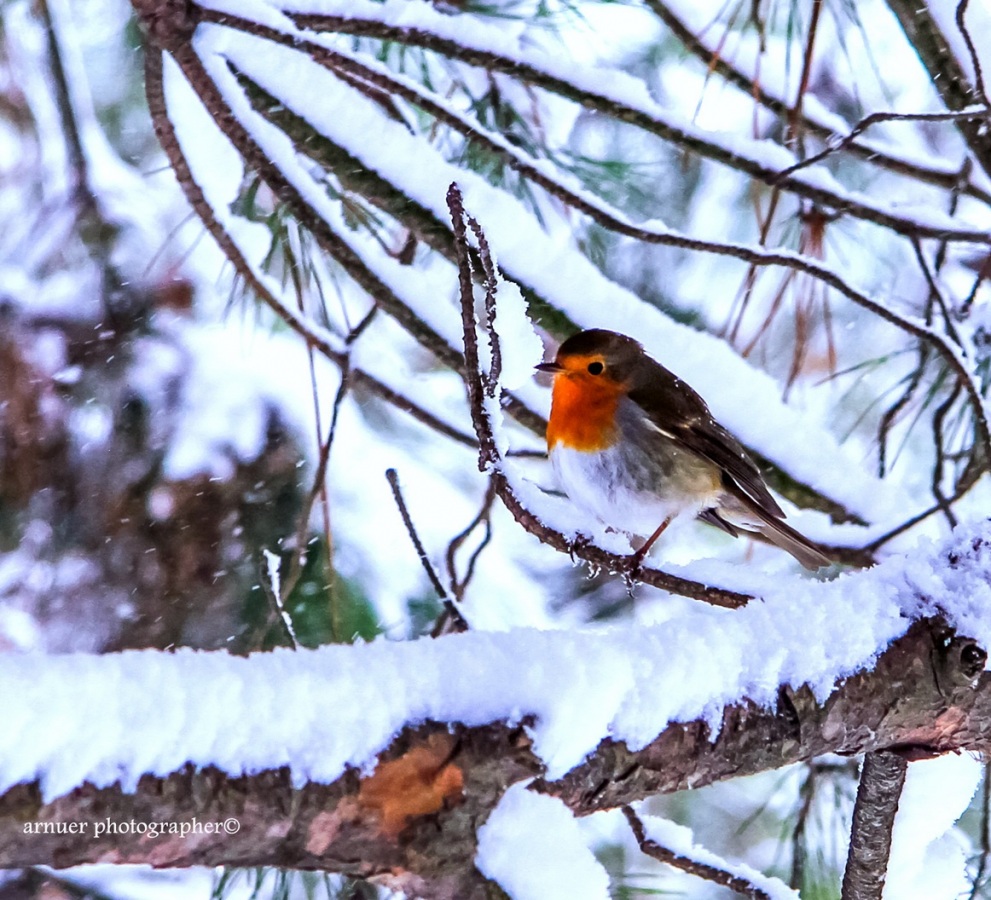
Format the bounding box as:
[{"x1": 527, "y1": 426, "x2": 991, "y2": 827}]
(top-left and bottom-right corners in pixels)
[
  {"x1": 841, "y1": 751, "x2": 908, "y2": 900},
  {"x1": 1, "y1": 618, "x2": 987, "y2": 896}
]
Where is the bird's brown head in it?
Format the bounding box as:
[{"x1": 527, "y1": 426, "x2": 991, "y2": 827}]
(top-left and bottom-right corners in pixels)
[
  {"x1": 537, "y1": 331, "x2": 646, "y2": 451},
  {"x1": 536, "y1": 329, "x2": 644, "y2": 386}
]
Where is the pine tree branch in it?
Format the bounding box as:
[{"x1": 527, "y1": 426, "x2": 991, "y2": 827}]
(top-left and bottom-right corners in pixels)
[
  {"x1": 188, "y1": 8, "x2": 991, "y2": 524},
  {"x1": 884, "y1": 0, "x2": 991, "y2": 181},
  {"x1": 0, "y1": 618, "x2": 988, "y2": 891},
  {"x1": 285, "y1": 9, "x2": 991, "y2": 244},
  {"x1": 644, "y1": 0, "x2": 991, "y2": 206},
  {"x1": 622, "y1": 806, "x2": 776, "y2": 899}
]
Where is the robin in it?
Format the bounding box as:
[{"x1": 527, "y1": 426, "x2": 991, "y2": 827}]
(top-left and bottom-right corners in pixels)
[{"x1": 536, "y1": 329, "x2": 830, "y2": 570}]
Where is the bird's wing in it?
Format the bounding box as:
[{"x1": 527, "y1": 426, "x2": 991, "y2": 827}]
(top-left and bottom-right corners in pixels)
[{"x1": 627, "y1": 361, "x2": 785, "y2": 520}]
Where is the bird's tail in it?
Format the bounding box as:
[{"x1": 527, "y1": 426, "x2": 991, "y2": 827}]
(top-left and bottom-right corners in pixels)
[
  {"x1": 757, "y1": 515, "x2": 832, "y2": 570},
  {"x1": 724, "y1": 494, "x2": 832, "y2": 570}
]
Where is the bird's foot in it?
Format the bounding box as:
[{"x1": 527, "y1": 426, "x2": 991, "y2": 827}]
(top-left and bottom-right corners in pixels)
[
  {"x1": 623, "y1": 546, "x2": 649, "y2": 589},
  {"x1": 567, "y1": 533, "x2": 592, "y2": 563}
]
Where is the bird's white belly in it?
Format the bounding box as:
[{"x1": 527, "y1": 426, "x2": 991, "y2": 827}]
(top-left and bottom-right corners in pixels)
[{"x1": 550, "y1": 443, "x2": 719, "y2": 537}]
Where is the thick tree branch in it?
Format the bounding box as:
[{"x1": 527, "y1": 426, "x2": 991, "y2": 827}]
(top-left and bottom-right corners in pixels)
[{"x1": 1, "y1": 618, "x2": 988, "y2": 890}]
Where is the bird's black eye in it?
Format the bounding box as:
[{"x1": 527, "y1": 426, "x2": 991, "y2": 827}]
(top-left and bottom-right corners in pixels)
[{"x1": 587, "y1": 361, "x2": 604, "y2": 375}]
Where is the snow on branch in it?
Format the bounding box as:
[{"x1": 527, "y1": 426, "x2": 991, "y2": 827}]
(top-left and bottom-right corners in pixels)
[
  {"x1": 3, "y1": 525, "x2": 991, "y2": 891},
  {"x1": 276, "y1": 0, "x2": 991, "y2": 243},
  {"x1": 644, "y1": 0, "x2": 991, "y2": 206},
  {"x1": 622, "y1": 806, "x2": 797, "y2": 900},
  {"x1": 145, "y1": 47, "x2": 484, "y2": 457}
]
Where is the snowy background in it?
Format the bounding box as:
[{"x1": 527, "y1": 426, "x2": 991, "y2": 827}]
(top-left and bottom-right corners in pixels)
[{"x1": 2, "y1": 0, "x2": 991, "y2": 897}]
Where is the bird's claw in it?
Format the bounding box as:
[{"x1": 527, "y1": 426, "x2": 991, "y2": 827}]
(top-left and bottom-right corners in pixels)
[
  {"x1": 623, "y1": 549, "x2": 647, "y2": 592},
  {"x1": 567, "y1": 533, "x2": 592, "y2": 562}
]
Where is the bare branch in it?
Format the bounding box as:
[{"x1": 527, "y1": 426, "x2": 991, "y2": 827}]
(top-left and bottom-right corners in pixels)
[
  {"x1": 841, "y1": 752, "x2": 908, "y2": 900},
  {"x1": 446, "y1": 478, "x2": 498, "y2": 603},
  {"x1": 386, "y1": 467, "x2": 469, "y2": 634},
  {"x1": 956, "y1": 0, "x2": 990, "y2": 110},
  {"x1": 774, "y1": 108, "x2": 990, "y2": 189},
  {"x1": 465, "y1": 215, "x2": 501, "y2": 398}
]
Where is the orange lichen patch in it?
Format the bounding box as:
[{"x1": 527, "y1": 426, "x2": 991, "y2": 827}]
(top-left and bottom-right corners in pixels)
[
  {"x1": 546, "y1": 364, "x2": 623, "y2": 452},
  {"x1": 357, "y1": 733, "x2": 464, "y2": 838}
]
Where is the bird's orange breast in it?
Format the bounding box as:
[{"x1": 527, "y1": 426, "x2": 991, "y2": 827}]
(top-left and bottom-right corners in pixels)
[{"x1": 546, "y1": 373, "x2": 623, "y2": 452}]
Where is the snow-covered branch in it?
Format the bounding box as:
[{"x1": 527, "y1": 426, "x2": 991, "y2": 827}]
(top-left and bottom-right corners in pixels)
[
  {"x1": 644, "y1": 0, "x2": 991, "y2": 207},
  {"x1": 277, "y1": 3, "x2": 988, "y2": 244},
  {"x1": 3, "y1": 526, "x2": 991, "y2": 893}
]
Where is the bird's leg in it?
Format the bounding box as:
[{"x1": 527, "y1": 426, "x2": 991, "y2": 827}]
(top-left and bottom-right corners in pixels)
[{"x1": 628, "y1": 516, "x2": 672, "y2": 579}]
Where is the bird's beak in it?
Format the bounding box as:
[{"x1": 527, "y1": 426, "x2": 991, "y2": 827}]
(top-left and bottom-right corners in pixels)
[{"x1": 535, "y1": 361, "x2": 563, "y2": 373}]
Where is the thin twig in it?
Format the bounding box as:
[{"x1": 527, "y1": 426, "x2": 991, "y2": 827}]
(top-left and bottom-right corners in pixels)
[
  {"x1": 279, "y1": 367, "x2": 349, "y2": 607},
  {"x1": 465, "y1": 215, "x2": 501, "y2": 397},
  {"x1": 790, "y1": 763, "x2": 816, "y2": 890},
  {"x1": 956, "y1": 0, "x2": 990, "y2": 110},
  {"x1": 446, "y1": 478, "x2": 498, "y2": 602},
  {"x1": 386, "y1": 468, "x2": 469, "y2": 633},
  {"x1": 840, "y1": 751, "x2": 908, "y2": 900},
  {"x1": 931, "y1": 380, "x2": 963, "y2": 528},
  {"x1": 786, "y1": 0, "x2": 823, "y2": 157},
  {"x1": 774, "y1": 107, "x2": 990, "y2": 186},
  {"x1": 877, "y1": 348, "x2": 930, "y2": 477},
  {"x1": 449, "y1": 184, "x2": 499, "y2": 473},
  {"x1": 862, "y1": 486, "x2": 968, "y2": 552},
  {"x1": 622, "y1": 806, "x2": 774, "y2": 900},
  {"x1": 260, "y1": 550, "x2": 299, "y2": 650},
  {"x1": 911, "y1": 238, "x2": 963, "y2": 348},
  {"x1": 284, "y1": 223, "x2": 341, "y2": 640}
]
